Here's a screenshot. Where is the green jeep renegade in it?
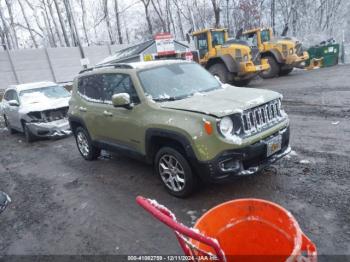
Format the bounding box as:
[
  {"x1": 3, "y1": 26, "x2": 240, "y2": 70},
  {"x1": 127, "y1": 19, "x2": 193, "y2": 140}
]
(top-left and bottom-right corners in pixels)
[{"x1": 68, "y1": 60, "x2": 290, "y2": 197}]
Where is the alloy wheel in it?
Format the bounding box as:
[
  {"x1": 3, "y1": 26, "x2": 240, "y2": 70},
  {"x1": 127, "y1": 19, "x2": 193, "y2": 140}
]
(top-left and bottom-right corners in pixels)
[
  {"x1": 77, "y1": 131, "x2": 89, "y2": 157},
  {"x1": 159, "y1": 154, "x2": 186, "y2": 192}
]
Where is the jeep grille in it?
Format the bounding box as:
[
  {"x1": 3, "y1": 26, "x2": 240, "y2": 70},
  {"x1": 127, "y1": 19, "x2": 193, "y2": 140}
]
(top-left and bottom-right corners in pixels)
[{"x1": 242, "y1": 100, "x2": 285, "y2": 135}]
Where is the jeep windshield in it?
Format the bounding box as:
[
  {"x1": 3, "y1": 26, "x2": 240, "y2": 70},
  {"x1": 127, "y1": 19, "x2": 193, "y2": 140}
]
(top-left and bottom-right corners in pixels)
[{"x1": 138, "y1": 62, "x2": 221, "y2": 102}]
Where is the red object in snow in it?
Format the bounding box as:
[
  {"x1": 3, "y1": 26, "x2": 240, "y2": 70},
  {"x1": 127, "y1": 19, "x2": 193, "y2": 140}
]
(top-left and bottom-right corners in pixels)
[{"x1": 136, "y1": 196, "x2": 317, "y2": 262}]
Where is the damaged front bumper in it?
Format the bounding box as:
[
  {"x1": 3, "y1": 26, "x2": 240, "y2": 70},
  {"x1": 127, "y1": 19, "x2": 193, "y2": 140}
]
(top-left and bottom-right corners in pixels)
[
  {"x1": 193, "y1": 126, "x2": 291, "y2": 182},
  {"x1": 27, "y1": 118, "x2": 71, "y2": 138}
]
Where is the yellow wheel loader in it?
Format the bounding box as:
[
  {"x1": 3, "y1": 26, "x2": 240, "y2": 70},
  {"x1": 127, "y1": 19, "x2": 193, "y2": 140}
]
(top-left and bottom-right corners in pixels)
[
  {"x1": 240, "y1": 28, "x2": 309, "y2": 79},
  {"x1": 191, "y1": 28, "x2": 269, "y2": 86}
]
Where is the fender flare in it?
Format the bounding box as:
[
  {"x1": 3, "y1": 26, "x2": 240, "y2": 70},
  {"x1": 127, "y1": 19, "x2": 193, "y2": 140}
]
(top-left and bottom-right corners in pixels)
[
  {"x1": 262, "y1": 49, "x2": 284, "y2": 64},
  {"x1": 68, "y1": 115, "x2": 88, "y2": 134},
  {"x1": 206, "y1": 54, "x2": 239, "y2": 73},
  {"x1": 145, "y1": 128, "x2": 197, "y2": 162}
]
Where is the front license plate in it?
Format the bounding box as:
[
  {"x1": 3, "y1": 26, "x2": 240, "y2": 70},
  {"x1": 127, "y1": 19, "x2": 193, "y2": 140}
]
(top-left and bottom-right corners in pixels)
[{"x1": 266, "y1": 135, "x2": 282, "y2": 157}]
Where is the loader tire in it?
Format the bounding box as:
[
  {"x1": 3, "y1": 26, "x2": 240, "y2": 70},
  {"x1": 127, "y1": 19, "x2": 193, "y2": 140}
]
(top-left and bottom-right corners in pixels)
[
  {"x1": 260, "y1": 56, "x2": 280, "y2": 79},
  {"x1": 279, "y1": 68, "x2": 293, "y2": 76},
  {"x1": 231, "y1": 78, "x2": 252, "y2": 87},
  {"x1": 208, "y1": 63, "x2": 229, "y2": 83}
]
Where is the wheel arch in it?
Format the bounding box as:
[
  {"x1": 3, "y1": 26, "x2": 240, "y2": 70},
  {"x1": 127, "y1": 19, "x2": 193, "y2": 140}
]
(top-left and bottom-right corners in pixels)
[
  {"x1": 68, "y1": 116, "x2": 88, "y2": 135},
  {"x1": 206, "y1": 55, "x2": 239, "y2": 73},
  {"x1": 145, "y1": 129, "x2": 197, "y2": 164},
  {"x1": 261, "y1": 49, "x2": 284, "y2": 64}
]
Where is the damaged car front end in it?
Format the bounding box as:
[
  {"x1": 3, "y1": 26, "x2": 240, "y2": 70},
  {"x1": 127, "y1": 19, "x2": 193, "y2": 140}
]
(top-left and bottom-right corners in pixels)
[{"x1": 25, "y1": 106, "x2": 71, "y2": 137}]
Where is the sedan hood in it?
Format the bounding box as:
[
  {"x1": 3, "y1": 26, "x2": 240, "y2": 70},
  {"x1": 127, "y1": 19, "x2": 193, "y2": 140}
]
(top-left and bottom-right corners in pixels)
[
  {"x1": 19, "y1": 97, "x2": 70, "y2": 114},
  {"x1": 160, "y1": 85, "x2": 281, "y2": 117}
]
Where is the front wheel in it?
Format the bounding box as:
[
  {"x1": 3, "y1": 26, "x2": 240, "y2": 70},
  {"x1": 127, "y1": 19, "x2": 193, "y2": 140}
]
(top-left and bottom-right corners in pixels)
[
  {"x1": 231, "y1": 78, "x2": 252, "y2": 87},
  {"x1": 74, "y1": 126, "x2": 101, "y2": 160},
  {"x1": 279, "y1": 68, "x2": 293, "y2": 76},
  {"x1": 260, "y1": 56, "x2": 280, "y2": 79},
  {"x1": 3, "y1": 115, "x2": 16, "y2": 134},
  {"x1": 154, "y1": 147, "x2": 197, "y2": 198},
  {"x1": 23, "y1": 122, "x2": 36, "y2": 143},
  {"x1": 208, "y1": 63, "x2": 229, "y2": 83}
]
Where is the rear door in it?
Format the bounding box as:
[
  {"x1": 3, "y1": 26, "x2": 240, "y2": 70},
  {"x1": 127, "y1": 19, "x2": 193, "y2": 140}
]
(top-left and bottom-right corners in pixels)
[{"x1": 76, "y1": 74, "x2": 106, "y2": 141}]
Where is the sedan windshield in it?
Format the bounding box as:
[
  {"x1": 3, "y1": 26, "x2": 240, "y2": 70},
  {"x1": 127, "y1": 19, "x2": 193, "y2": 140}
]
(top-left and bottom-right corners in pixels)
[
  {"x1": 138, "y1": 62, "x2": 221, "y2": 101},
  {"x1": 19, "y1": 85, "x2": 70, "y2": 104}
]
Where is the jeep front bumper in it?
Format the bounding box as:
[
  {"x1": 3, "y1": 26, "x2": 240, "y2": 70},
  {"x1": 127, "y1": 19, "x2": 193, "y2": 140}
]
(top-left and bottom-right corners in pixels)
[{"x1": 193, "y1": 126, "x2": 290, "y2": 182}]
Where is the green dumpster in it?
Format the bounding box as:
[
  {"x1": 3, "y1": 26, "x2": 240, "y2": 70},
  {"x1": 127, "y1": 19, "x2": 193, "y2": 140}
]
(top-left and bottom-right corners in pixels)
[{"x1": 306, "y1": 43, "x2": 340, "y2": 67}]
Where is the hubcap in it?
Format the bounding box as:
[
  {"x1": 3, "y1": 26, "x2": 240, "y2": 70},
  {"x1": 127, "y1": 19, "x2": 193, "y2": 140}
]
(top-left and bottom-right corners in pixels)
[
  {"x1": 159, "y1": 154, "x2": 185, "y2": 192},
  {"x1": 77, "y1": 131, "x2": 89, "y2": 157}
]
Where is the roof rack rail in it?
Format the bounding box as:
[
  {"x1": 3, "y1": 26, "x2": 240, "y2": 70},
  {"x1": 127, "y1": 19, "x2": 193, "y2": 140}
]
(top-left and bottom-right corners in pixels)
[{"x1": 78, "y1": 63, "x2": 133, "y2": 74}]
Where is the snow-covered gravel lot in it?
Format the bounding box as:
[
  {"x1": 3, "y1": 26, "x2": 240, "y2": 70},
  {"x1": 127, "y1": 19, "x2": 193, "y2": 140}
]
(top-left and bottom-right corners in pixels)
[{"x1": 0, "y1": 65, "x2": 349, "y2": 260}]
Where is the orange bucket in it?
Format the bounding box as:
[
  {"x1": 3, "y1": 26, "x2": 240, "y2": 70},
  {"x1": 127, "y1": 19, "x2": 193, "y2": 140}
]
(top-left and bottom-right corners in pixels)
[{"x1": 191, "y1": 199, "x2": 317, "y2": 262}]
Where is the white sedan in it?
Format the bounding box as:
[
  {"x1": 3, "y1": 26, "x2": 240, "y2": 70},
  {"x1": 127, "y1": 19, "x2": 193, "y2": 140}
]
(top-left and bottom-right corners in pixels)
[{"x1": 2, "y1": 81, "x2": 71, "y2": 142}]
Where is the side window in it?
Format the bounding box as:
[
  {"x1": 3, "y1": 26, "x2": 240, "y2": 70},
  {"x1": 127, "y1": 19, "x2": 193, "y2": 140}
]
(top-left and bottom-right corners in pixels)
[
  {"x1": 4, "y1": 90, "x2": 16, "y2": 101},
  {"x1": 195, "y1": 33, "x2": 208, "y2": 59},
  {"x1": 102, "y1": 74, "x2": 140, "y2": 104},
  {"x1": 78, "y1": 75, "x2": 104, "y2": 102}
]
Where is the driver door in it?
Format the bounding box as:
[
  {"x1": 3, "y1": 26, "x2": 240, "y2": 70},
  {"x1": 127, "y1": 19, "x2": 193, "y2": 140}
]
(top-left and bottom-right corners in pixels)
[{"x1": 194, "y1": 33, "x2": 209, "y2": 64}]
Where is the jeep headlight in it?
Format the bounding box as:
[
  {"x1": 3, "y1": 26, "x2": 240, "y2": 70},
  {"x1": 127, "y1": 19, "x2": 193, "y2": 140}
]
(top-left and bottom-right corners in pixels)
[{"x1": 219, "y1": 117, "x2": 233, "y2": 137}]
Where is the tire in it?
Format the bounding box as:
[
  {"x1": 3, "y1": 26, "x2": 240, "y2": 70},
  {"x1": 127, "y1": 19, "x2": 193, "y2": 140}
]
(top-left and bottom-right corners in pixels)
[
  {"x1": 23, "y1": 122, "x2": 36, "y2": 143},
  {"x1": 260, "y1": 56, "x2": 280, "y2": 79},
  {"x1": 154, "y1": 147, "x2": 197, "y2": 198},
  {"x1": 3, "y1": 115, "x2": 16, "y2": 134},
  {"x1": 231, "y1": 78, "x2": 252, "y2": 87},
  {"x1": 74, "y1": 126, "x2": 100, "y2": 161},
  {"x1": 208, "y1": 63, "x2": 229, "y2": 83},
  {"x1": 279, "y1": 68, "x2": 293, "y2": 76}
]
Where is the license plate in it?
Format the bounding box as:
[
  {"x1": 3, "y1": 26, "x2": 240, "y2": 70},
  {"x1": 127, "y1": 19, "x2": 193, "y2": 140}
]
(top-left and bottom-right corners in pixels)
[{"x1": 266, "y1": 135, "x2": 282, "y2": 157}]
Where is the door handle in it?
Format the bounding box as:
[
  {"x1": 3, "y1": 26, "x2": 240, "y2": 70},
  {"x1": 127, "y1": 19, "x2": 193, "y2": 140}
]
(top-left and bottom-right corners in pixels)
[
  {"x1": 103, "y1": 110, "x2": 113, "y2": 117},
  {"x1": 79, "y1": 107, "x2": 87, "y2": 112}
]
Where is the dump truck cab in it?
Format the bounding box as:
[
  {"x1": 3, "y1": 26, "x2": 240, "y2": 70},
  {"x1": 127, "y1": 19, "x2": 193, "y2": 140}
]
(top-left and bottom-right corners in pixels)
[
  {"x1": 241, "y1": 28, "x2": 309, "y2": 78},
  {"x1": 192, "y1": 28, "x2": 269, "y2": 86}
]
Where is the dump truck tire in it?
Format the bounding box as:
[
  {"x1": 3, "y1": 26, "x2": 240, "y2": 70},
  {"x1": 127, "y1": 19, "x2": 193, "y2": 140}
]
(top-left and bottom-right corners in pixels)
[
  {"x1": 279, "y1": 68, "x2": 293, "y2": 76},
  {"x1": 231, "y1": 79, "x2": 251, "y2": 87},
  {"x1": 260, "y1": 56, "x2": 280, "y2": 79},
  {"x1": 208, "y1": 63, "x2": 229, "y2": 83}
]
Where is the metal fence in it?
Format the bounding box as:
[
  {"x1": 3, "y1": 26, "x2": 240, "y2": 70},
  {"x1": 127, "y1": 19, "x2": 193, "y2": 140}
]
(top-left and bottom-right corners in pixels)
[{"x1": 0, "y1": 44, "x2": 129, "y2": 91}]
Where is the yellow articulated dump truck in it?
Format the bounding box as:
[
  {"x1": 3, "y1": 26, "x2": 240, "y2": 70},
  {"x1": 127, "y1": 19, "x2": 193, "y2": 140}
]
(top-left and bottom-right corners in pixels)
[
  {"x1": 192, "y1": 28, "x2": 270, "y2": 86},
  {"x1": 240, "y1": 28, "x2": 309, "y2": 78}
]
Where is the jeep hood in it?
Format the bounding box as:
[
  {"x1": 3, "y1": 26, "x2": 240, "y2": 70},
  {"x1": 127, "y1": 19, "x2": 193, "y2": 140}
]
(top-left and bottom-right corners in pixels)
[{"x1": 160, "y1": 85, "x2": 281, "y2": 118}]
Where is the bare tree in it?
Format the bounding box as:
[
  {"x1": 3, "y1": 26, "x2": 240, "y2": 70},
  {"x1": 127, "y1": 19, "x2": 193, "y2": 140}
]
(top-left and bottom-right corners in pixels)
[
  {"x1": 53, "y1": 0, "x2": 70, "y2": 46},
  {"x1": 151, "y1": 0, "x2": 167, "y2": 32},
  {"x1": 18, "y1": 0, "x2": 38, "y2": 48},
  {"x1": 210, "y1": 0, "x2": 221, "y2": 28},
  {"x1": 114, "y1": 0, "x2": 123, "y2": 44},
  {"x1": 141, "y1": 0, "x2": 153, "y2": 36},
  {"x1": 47, "y1": 0, "x2": 64, "y2": 46},
  {"x1": 79, "y1": 0, "x2": 90, "y2": 45},
  {"x1": 63, "y1": 0, "x2": 78, "y2": 46},
  {"x1": 103, "y1": 0, "x2": 115, "y2": 44},
  {"x1": 0, "y1": 5, "x2": 12, "y2": 49},
  {"x1": 4, "y1": 0, "x2": 18, "y2": 48}
]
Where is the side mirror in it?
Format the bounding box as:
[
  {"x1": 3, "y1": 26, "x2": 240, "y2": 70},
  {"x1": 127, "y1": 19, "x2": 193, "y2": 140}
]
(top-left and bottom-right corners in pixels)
[
  {"x1": 112, "y1": 93, "x2": 132, "y2": 109},
  {"x1": 8, "y1": 100, "x2": 19, "y2": 107}
]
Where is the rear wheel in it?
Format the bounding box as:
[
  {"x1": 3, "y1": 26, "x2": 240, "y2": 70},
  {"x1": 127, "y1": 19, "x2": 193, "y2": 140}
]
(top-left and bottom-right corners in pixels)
[
  {"x1": 74, "y1": 126, "x2": 100, "y2": 160},
  {"x1": 279, "y1": 68, "x2": 293, "y2": 76},
  {"x1": 260, "y1": 56, "x2": 280, "y2": 79},
  {"x1": 208, "y1": 63, "x2": 229, "y2": 83},
  {"x1": 3, "y1": 115, "x2": 15, "y2": 134},
  {"x1": 155, "y1": 147, "x2": 197, "y2": 198}
]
